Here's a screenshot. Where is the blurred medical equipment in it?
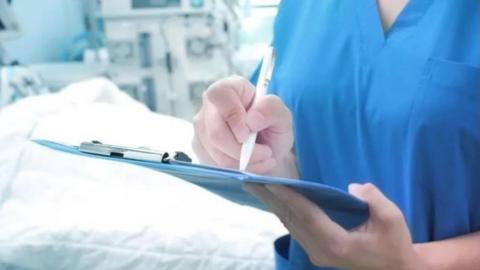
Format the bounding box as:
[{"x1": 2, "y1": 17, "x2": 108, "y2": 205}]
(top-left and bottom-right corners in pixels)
[
  {"x1": 0, "y1": 0, "x2": 20, "y2": 65},
  {"x1": 0, "y1": 66, "x2": 50, "y2": 108},
  {"x1": 0, "y1": 0, "x2": 274, "y2": 117},
  {"x1": 28, "y1": 62, "x2": 107, "y2": 92},
  {"x1": 233, "y1": 0, "x2": 278, "y2": 77},
  {"x1": 0, "y1": 0, "x2": 109, "y2": 96},
  {"x1": 97, "y1": 0, "x2": 241, "y2": 119},
  {"x1": 0, "y1": 0, "x2": 50, "y2": 108},
  {"x1": 0, "y1": 0, "x2": 21, "y2": 50}
]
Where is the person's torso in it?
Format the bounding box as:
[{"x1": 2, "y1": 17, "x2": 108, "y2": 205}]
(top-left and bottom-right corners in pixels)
[{"x1": 267, "y1": 0, "x2": 480, "y2": 269}]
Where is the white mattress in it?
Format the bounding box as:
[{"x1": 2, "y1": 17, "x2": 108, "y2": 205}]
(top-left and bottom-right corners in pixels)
[{"x1": 0, "y1": 78, "x2": 286, "y2": 270}]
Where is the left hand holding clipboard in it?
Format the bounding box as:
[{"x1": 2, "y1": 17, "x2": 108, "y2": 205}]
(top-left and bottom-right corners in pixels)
[{"x1": 245, "y1": 182, "x2": 424, "y2": 270}]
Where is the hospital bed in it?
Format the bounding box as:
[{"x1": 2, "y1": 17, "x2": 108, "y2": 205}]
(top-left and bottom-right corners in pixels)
[{"x1": 0, "y1": 78, "x2": 286, "y2": 270}]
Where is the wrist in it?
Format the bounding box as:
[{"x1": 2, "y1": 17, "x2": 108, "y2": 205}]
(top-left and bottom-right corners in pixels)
[
  {"x1": 411, "y1": 243, "x2": 435, "y2": 270},
  {"x1": 399, "y1": 244, "x2": 430, "y2": 270}
]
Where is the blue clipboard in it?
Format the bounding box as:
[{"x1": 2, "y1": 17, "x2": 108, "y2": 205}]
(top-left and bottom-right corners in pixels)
[{"x1": 33, "y1": 140, "x2": 369, "y2": 230}]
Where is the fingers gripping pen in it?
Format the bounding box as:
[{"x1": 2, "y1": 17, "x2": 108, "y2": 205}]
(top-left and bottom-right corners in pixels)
[{"x1": 239, "y1": 47, "x2": 276, "y2": 171}]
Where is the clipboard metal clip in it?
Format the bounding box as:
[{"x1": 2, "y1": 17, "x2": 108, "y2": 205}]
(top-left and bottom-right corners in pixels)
[{"x1": 79, "y1": 141, "x2": 192, "y2": 164}]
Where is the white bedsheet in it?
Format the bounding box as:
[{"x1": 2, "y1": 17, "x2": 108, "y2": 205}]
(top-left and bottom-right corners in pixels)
[{"x1": 0, "y1": 78, "x2": 286, "y2": 270}]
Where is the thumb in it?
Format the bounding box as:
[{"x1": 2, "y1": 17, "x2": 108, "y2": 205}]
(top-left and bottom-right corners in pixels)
[{"x1": 349, "y1": 183, "x2": 403, "y2": 226}]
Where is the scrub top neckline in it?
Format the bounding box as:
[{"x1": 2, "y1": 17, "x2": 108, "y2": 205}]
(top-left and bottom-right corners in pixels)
[
  {"x1": 376, "y1": 0, "x2": 410, "y2": 37},
  {"x1": 355, "y1": 0, "x2": 434, "y2": 61}
]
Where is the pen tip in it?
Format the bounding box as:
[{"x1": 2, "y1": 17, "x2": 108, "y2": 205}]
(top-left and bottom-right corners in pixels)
[
  {"x1": 239, "y1": 159, "x2": 247, "y2": 171},
  {"x1": 239, "y1": 133, "x2": 257, "y2": 171}
]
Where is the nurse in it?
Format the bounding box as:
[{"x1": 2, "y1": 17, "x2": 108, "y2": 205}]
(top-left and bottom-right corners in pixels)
[{"x1": 193, "y1": 0, "x2": 480, "y2": 269}]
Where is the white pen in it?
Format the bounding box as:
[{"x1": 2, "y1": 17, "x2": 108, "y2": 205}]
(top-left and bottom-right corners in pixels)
[{"x1": 239, "y1": 47, "x2": 276, "y2": 171}]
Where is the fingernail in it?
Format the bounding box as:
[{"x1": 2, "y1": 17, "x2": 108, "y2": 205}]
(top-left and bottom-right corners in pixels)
[
  {"x1": 348, "y1": 183, "x2": 362, "y2": 193},
  {"x1": 246, "y1": 110, "x2": 265, "y2": 131}
]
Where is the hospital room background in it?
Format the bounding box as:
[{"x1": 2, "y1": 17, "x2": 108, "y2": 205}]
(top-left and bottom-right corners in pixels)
[{"x1": 0, "y1": 0, "x2": 289, "y2": 269}]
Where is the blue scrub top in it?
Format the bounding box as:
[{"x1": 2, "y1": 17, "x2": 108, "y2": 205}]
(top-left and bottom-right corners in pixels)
[{"x1": 252, "y1": 1, "x2": 480, "y2": 269}]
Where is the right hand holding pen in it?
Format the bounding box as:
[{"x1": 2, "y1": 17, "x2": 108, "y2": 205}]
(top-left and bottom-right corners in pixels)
[{"x1": 192, "y1": 75, "x2": 294, "y2": 174}]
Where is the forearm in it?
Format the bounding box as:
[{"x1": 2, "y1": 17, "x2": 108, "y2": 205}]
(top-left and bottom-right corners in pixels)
[
  {"x1": 268, "y1": 151, "x2": 299, "y2": 179},
  {"x1": 414, "y1": 231, "x2": 480, "y2": 270}
]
